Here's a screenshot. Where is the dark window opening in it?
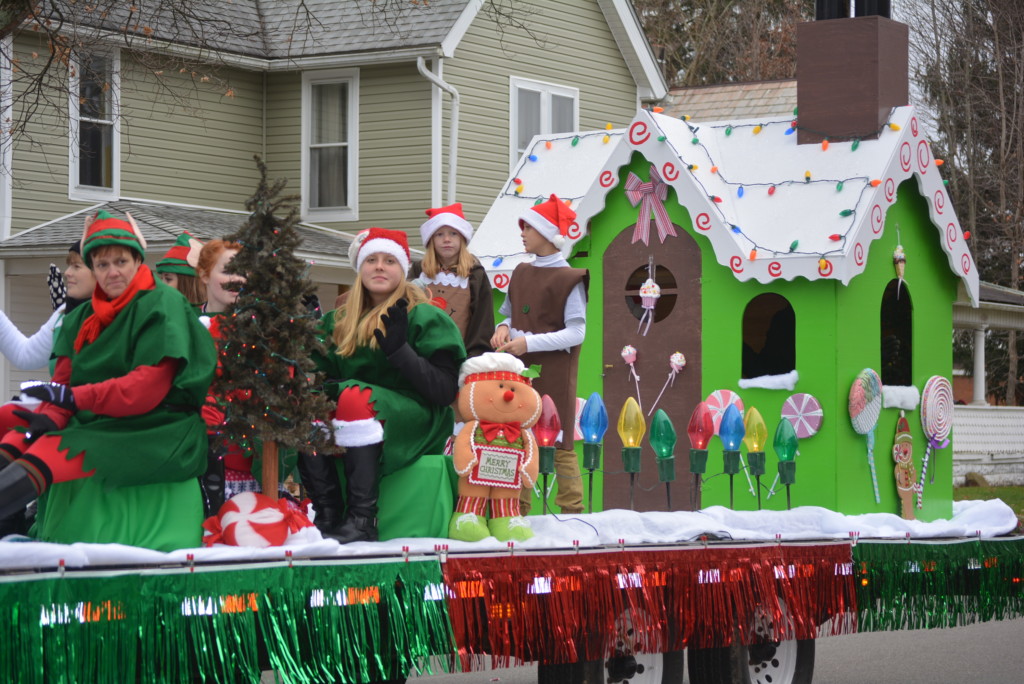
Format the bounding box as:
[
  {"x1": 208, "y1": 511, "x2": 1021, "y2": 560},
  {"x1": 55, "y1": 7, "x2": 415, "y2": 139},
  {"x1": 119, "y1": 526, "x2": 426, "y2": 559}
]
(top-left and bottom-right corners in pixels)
[
  {"x1": 742, "y1": 293, "x2": 796, "y2": 379},
  {"x1": 880, "y1": 279, "x2": 912, "y2": 386},
  {"x1": 624, "y1": 262, "x2": 678, "y2": 323}
]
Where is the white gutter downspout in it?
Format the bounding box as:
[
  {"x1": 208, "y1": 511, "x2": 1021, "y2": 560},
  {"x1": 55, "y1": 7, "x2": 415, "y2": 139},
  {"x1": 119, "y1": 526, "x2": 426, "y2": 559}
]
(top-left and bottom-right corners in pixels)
[{"x1": 417, "y1": 56, "x2": 459, "y2": 205}]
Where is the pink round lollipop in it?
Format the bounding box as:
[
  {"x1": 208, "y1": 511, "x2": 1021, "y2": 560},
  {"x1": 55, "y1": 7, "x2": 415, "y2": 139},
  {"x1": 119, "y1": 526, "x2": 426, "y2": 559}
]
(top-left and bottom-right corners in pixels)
[
  {"x1": 782, "y1": 393, "x2": 823, "y2": 439},
  {"x1": 705, "y1": 389, "x2": 744, "y2": 434}
]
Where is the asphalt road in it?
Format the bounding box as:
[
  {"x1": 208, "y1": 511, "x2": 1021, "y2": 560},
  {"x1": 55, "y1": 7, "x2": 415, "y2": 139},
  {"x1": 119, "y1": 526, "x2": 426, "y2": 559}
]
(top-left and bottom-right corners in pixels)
[{"x1": 406, "y1": 616, "x2": 1024, "y2": 683}]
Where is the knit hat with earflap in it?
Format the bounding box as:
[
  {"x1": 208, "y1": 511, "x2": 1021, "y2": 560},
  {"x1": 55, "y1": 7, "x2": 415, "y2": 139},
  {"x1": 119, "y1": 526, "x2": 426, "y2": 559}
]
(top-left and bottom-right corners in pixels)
[
  {"x1": 80, "y1": 210, "x2": 147, "y2": 264},
  {"x1": 353, "y1": 227, "x2": 411, "y2": 275},
  {"x1": 156, "y1": 232, "x2": 204, "y2": 276},
  {"x1": 518, "y1": 194, "x2": 577, "y2": 250},
  {"x1": 420, "y1": 202, "x2": 473, "y2": 245}
]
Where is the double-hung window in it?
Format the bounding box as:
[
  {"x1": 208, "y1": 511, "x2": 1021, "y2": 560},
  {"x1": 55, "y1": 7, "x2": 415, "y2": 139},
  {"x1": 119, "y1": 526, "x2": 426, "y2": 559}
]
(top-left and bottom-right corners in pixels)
[
  {"x1": 510, "y1": 77, "x2": 578, "y2": 168},
  {"x1": 70, "y1": 51, "x2": 119, "y2": 199},
  {"x1": 301, "y1": 68, "x2": 358, "y2": 221}
]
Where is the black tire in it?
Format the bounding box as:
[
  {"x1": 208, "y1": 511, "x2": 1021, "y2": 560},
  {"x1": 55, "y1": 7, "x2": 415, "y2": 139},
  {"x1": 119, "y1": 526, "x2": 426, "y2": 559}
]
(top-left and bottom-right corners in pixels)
[
  {"x1": 687, "y1": 638, "x2": 814, "y2": 684},
  {"x1": 538, "y1": 650, "x2": 684, "y2": 684}
]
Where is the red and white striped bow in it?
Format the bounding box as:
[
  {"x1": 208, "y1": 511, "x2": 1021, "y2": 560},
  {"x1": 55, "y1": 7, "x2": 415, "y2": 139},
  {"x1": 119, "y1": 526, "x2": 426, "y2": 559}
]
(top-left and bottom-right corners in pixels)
[{"x1": 626, "y1": 165, "x2": 677, "y2": 245}]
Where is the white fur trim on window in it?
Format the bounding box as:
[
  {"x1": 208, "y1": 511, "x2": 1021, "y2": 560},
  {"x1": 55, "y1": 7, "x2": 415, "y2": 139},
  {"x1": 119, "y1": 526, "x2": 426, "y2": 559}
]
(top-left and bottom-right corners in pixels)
[
  {"x1": 882, "y1": 384, "x2": 920, "y2": 410},
  {"x1": 332, "y1": 417, "x2": 384, "y2": 447},
  {"x1": 738, "y1": 370, "x2": 799, "y2": 391}
]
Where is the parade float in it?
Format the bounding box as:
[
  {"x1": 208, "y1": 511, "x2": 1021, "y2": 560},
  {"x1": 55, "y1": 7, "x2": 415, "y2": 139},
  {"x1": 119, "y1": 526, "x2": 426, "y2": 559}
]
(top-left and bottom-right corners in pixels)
[{"x1": 2, "y1": 13, "x2": 1023, "y2": 684}]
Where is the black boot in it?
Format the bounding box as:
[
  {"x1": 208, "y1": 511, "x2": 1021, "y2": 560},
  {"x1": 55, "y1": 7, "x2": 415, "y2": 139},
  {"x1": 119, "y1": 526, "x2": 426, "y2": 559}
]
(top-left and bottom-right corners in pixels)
[
  {"x1": 0, "y1": 463, "x2": 40, "y2": 524},
  {"x1": 332, "y1": 443, "x2": 383, "y2": 544},
  {"x1": 200, "y1": 440, "x2": 227, "y2": 518},
  {"x1": 296, "y1": 451, "x2": 345, "y2": 536}
]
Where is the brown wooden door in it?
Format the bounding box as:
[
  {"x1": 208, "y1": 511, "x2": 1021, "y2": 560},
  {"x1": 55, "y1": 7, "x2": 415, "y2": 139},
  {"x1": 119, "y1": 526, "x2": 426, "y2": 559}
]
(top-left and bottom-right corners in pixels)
[{"x1": 601, "y1": 221, "x2": 702, "y2": 511}]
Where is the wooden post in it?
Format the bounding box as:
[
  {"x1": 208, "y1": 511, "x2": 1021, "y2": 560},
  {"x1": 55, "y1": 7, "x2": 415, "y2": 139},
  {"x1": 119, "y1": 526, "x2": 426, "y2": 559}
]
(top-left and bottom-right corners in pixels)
[{"x1": 262, "y1": 441, "x2": 279, "y2": 500}]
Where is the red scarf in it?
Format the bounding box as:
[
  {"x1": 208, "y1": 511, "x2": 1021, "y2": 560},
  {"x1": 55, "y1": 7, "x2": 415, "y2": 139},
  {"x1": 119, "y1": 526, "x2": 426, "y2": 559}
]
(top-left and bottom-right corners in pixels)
[{"x1": 74, "y1": 264, "x2": 157, "y2": 352}]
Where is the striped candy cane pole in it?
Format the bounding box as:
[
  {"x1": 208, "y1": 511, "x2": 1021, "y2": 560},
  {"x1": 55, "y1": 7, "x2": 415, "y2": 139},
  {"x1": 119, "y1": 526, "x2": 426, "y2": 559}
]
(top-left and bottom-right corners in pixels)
[
  {"x1": 866, "y1": 429, "x2": 881, "y2": 504},
  {"x1": 917, "y1": 440, "x2": 932, "y2": 509}
]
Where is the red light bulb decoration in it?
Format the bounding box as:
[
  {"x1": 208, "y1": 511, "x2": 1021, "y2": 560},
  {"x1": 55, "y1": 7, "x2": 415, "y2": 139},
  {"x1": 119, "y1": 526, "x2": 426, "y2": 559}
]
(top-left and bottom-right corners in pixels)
[
  {"x1": 686, "y1": 401, "x2": 714, "y2": 510},
  {"x1": 534, "y1": 395, "x2": 561, "y2": 514}
]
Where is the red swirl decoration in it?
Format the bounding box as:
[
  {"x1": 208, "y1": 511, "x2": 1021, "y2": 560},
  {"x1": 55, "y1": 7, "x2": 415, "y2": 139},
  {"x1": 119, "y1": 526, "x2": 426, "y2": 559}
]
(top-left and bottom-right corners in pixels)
[
  {"x1": 629, "y1": 121, "x2": 650, "y2": 146},
  {"x1": 695, "y1": 212, "x2": 712, "y2": 231},
  {"x1": 599, "y1": 170, "x2": 616, "y2": 188},
  {"x1": 854, "y1": 243, "x2": 865, "y2": 266},
  {"x1": 818, "y1": 260, "x2": 833, "y2": 277},
  {"x1": 934, "y1": 190, "x2": 945, "y2": 214},
  {"x1": 910, "y1": 117, "x2": 919, "y2": 137},
  {"x1": 961, "y1": 253, "x2": 971, "y2": 274},
  {"x1": 730, "y1": 256, "x2": 743, "y2": 273},
  {"x1": 900, "y1": 142, "x2": 912, "y2": 172},
  {"x1": 871, "y1": 204, "x2": 883, "y2": 234},
  {"x1": 946, "y1": 223, "x2": 957, "y2": 250},
  {"x1": 768, "y1": 261, "x2": 782, "y2": 278},
  {"x1": 884, "y1": 178, "x2": 896, "y2": 203},
  {"x1": 661, "y1": 162, "x2": 679, "y2": 181},
  {"x1": 493, "y1": 273, "x2": 510, "y2": 290},
  {"x1": 917, "y1": 140, "x2": 930, "y2": 174},
  {"x1": 566, "y1": 221, "x2": 582, "y2": 239}
]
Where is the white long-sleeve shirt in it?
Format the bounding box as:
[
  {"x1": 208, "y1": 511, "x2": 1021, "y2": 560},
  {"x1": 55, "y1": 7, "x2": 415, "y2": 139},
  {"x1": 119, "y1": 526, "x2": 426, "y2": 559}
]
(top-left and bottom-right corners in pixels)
[
  {"x1": 496, "y1": 253, "x2": 586, "y2": 353},
  {"x1": 0, "y1": 307, "x2": 61, "y2": 370}
]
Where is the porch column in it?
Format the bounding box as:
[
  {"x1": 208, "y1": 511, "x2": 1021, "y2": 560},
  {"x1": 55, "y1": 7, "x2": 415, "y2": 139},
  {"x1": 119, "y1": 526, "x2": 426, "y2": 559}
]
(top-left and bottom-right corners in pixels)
[{"x1": 972, "y1": 325, "x2": 988, "y2": 406}]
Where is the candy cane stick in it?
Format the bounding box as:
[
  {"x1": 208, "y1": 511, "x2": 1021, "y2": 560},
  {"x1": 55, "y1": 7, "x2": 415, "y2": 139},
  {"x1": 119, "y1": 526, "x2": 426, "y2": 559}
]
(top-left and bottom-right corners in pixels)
[
  {"x1": 866, "y1": 429, "x2": 881, "y2": 504},
  {"x1": 917, "y1": 442, "x2": 931, "y2": 509}
]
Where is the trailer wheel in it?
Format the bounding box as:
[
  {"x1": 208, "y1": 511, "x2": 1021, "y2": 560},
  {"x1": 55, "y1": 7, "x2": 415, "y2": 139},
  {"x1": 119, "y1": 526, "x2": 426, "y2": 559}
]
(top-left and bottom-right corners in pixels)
[{"x1": 686, "y1": 636, "x2": 814, "y2": 684}]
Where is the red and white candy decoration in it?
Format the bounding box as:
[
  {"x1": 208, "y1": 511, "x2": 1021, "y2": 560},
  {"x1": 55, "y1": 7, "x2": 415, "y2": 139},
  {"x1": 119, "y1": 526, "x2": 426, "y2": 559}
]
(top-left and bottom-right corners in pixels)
[
  {"x1": 705, "y1": 389, "x2": 744, "y2": 434},
  {"x1": 202, "y1": 492, "x2": 313, "y2": 548},
  {"x1": 781, "y1": 393, "x2": 824, "y2": 439}
]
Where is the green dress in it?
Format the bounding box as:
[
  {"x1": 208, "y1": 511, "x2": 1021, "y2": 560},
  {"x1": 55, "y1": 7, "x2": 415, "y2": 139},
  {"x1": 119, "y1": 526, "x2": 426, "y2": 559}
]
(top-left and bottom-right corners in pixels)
[
  {"x1": 315, "y1": 303, "x2": 466, "y2": 476},
  {"x1": 35, "y1": 282, "x2": 217, "y2": 550}
]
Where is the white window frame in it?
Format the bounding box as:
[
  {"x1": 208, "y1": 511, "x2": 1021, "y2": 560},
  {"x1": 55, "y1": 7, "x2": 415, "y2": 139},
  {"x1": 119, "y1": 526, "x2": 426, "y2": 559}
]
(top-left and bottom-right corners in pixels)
[
  {"x1": 509, "y1": 76, "x2": 579, "y2": 168},
  {"x1": 68, "y1": 50, "x2": 120, "y2": 201},
  {"x1": 301, "y1": 68, "x2": 359, "y2": 222},
  {"x1": 1, "y1": 35, "x2": 13, "y2": 238}
]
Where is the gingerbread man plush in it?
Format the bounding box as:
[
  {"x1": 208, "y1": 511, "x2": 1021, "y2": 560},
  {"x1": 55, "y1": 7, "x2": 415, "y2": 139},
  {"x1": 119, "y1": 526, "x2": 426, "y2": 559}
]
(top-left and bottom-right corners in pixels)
[{"x1": 449, "y1": 352, "x2": 541, "y2": 542}]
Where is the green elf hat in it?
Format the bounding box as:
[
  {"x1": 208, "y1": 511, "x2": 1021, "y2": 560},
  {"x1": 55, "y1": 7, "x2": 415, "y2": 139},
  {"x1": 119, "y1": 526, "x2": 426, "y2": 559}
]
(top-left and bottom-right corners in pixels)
[
  {"x1": 80, "y1": 210, "x2": 147, "y2": 264},
  {"x1": 156, "y1": 232, "x2": 203, "y2": 276}
]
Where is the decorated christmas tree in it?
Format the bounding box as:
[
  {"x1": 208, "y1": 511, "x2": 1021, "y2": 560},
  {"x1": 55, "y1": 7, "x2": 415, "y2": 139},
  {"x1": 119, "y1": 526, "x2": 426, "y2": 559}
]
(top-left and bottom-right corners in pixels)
[{"x1": 216, "y1": 156, "x2": 334, "y2": 495}]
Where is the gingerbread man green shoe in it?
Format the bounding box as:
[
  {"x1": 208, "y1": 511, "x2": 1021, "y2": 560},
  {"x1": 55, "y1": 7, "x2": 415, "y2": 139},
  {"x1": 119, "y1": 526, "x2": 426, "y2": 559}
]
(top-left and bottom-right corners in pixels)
[
  {"x1": 487, "y1": 515, "x2": 534, "y2": 542},
  {"x1": 448, "y1": 511, "x2": 490, "y2": 542}
]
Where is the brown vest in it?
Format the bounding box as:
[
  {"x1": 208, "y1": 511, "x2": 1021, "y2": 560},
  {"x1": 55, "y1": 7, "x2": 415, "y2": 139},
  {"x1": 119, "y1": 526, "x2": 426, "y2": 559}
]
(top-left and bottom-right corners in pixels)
[{"x1": 509, "y1": 263, "x2": 588, "y2": 450}]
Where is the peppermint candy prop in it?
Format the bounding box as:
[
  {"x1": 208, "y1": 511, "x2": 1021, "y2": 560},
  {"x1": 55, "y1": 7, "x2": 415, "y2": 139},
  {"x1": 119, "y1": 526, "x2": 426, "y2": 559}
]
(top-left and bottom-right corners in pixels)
[
  {"x1": 622, "y1": 345, "x2": 642, "y2": 410},
  {"x1": 637, "y1": 258, "x2": 661, "y2": 336},
  {"x1": 917, "y1": 375, "x2": 953, "y2": 508},
  {"x1": 849, "y1": 369, "x2": 883, "y2": 504},
  {"x1": 781, "y1": 393, "x2": 823, "y2": 439},
  {"x1": 202, "y1": 492, "x2": 314, "y2": 548},
  {"x1": 705, "y1": 389, "x2": 744, "y2": 434},
  {"x1": 648, "y1": 352, "x2": 686, "y2": 416}
]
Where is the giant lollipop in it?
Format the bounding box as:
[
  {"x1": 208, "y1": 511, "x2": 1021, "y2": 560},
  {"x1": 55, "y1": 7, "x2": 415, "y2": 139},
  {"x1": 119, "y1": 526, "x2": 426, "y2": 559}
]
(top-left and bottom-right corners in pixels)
[
  {"x1": 918, "y1": 375, "x2": 953, "y2": 507},
  {"x1": 782, "y1": 393, "x2": 823, "y2": 439},
  {"x1": 849, "y1": 369, "x2": 883, "y2": 504}
]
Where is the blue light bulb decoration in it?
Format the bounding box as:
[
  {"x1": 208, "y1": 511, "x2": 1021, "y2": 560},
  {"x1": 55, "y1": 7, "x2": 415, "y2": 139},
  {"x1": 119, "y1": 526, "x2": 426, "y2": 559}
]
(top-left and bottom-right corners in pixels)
[
  {"x1": 719, "y1": 402, "x2": 745, "y2": 509},
  {"x1": 580, "y1": 392, "x2": 608, "y2": 514}
]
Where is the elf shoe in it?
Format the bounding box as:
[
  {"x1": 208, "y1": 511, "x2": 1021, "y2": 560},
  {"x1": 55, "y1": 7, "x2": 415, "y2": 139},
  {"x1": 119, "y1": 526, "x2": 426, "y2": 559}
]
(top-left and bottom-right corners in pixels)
[
  {"x1": 487, "y1": 515, "x2": 533, "y2": 543},
  {"x1": 448, "y1": 512, "x2": 489, "y2": 542}
]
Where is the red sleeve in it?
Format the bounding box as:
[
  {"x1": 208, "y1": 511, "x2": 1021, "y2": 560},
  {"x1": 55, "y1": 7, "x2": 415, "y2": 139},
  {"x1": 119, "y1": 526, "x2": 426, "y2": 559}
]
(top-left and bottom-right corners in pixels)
[{"x1": 71, "y1": 357, "x2": 180, "y2": 418}]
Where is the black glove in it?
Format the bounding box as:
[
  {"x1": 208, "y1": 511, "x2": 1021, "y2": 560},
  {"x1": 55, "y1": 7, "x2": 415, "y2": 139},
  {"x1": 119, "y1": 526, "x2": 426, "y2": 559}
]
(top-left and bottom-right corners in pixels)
[
  {"x1": 373, "y1": 298, "x2": 409, "y2": 357},
  {"x1": 21, "y1": 382, "x2": 77, "y2": 411},
  {"x1": 302, "y1": 292, "x2": 323, "y2": 319},
  {"x1": 12, "y1": 409, "x2": 58, "y2": 445}
]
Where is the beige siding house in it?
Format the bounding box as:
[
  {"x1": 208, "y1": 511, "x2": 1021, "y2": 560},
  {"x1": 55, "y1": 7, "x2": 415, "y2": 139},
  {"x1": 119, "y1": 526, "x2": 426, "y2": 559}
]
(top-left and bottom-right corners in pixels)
[{"x1": 0, "y1": 0, "x2": 666, "y2": 396}]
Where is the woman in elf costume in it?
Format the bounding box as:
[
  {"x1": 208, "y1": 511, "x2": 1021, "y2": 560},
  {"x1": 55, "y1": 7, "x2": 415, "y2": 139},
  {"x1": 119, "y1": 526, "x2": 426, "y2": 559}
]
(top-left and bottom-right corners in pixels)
[
  {"x1": 0, "y1": 211, "x2": 216, "y2": 551},
  {"x1": 303, "y1": 227, "x2": 466, "y2": 543},
  {"x1": 156, "y1": 232, "x2": 206, "y2": 308},
  {"x1": 410, "y1": 203, "x2": 494, "y2": 358}
]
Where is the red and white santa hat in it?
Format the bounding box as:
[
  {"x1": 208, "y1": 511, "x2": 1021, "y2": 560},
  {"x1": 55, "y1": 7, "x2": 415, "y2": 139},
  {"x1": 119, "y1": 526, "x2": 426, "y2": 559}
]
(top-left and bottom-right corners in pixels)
[
  {"x1": 352, "y1": 227, "x2": 411, "y2": 275},
  {"x1": 518, "y1": 194, "x2": 577, "y2": 250},
  {"x1": 420, "y1": 202, "x2": 474, "y2": 245}
]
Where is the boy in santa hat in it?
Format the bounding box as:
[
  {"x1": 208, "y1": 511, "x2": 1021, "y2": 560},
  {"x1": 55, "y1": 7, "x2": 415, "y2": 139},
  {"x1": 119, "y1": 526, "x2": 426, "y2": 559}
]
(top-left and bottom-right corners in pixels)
[{"x1": 490, "y1": 195, "x2": 586, "y2": 516}]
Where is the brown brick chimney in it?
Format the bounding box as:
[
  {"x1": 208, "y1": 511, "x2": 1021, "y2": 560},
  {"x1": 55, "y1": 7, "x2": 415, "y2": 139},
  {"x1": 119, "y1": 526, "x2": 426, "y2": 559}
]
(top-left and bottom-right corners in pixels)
[{"x1": 796, "y1": 15, "x2": 908, "y2": 144}]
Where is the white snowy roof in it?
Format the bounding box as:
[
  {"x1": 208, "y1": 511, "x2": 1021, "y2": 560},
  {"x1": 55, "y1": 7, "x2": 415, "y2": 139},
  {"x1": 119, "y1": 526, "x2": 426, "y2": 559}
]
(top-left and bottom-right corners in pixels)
[{"x1": 472, "y1": 106, "x2": 979, "y2": 305}]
